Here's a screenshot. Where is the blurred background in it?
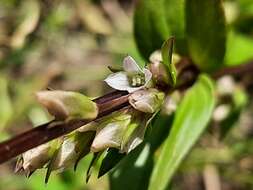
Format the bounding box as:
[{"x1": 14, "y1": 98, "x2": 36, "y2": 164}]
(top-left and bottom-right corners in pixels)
[{"x1": 0, "y1": 0, "x2": 253, "y2": 190}]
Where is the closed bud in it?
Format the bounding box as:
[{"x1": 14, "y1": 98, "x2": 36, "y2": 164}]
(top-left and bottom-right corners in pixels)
[
  {"x1": 35, "y1": 90, "x2": 98, "y2": 120},
  {"x1": 149, "y1": 50, "x2": 180, "y2": 87},
  {"x1": 149, "y1": 52, "x2": 169, "y2": 86},
  {"x1": 49, "y1": 135, "x2": 78, "y2": 171},
  {"x1": 121, "y1": 112, "x2": 154, "y2": 153},
  {"x1": 16, "y1": 143, "x2": 53, "y2": 177},
  {"x1": 129, "y1": 89, "x2": 165, "y2": 113},
  {"x1": 45, "y1": 132, "x2": 95, "y2": 183},
  {"x1": 91, "y1": 113, "x2": 131, "y2": 152}
]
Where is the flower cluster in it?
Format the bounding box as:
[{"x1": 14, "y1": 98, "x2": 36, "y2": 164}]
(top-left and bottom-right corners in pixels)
[{"x1": 16, "y1": 55, "x2": 175, "y2": 182}]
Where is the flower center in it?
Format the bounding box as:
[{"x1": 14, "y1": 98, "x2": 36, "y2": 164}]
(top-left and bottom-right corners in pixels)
[{"x1": 128, "y1": 73, "x2": 145, "y2": 87}]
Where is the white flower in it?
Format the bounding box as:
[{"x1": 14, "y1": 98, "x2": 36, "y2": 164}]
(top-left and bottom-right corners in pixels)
[{"x1": 104, "y1": 56, "x2": 152, "y2": 93}]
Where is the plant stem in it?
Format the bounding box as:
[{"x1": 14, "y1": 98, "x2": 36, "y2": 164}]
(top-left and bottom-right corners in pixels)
[
  {"x1": 0, "y1": 60, "x2": 253, "y2": 164},
  {"x1": 0, "y1": 91, "x2": 129, "y2": 164}
]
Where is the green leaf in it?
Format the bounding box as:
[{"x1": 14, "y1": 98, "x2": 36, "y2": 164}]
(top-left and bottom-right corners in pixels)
[
  {"x1": 164, "y1": 0, "x2": 185, "y2": 38},
  {"x1": 45, "y1": 139, "x2": 63, "y2": 184},
  {"x1": 185, "y1": 0, "x2": 226, "y2": 71},
  {"x1": 224, "y1": 30, "x2": 253, "y2": 66},
  {"x1": 134, "y1": 0, "x2": 169, "y2": 60},
  {"x1": 161, "y1": 37, "x2": 177, "y2": 86},
  {"x1": 164, "y1": 0, "x2": 187, "y2": 54},
  {"x1": 98, "y1": 148, "x2": 126, "y2": 178},
  {"x1": 74, "y1": 131, "x2": 96, "y2": 171},
  {"x1": 109, "y1": 114, "x2": 174, "y2": 190},
  {"x1": 110, "y1": 143, "x2": 153, "y2": 190},
  {"x1": 149, "y1": 74, "x2": 215, "y2": 190},
  {"x1": 45, "y1": 149, "x2": 60, "y2": 184},
  {"x1": 86, "y1": 152, "x2": 103, "y2": 183}
]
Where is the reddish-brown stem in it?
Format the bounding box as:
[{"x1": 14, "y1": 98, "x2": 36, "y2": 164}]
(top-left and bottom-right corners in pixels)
[
  {"x1": 0, "y1": 91, "x2": 129, "y2": 164},
  {"x1": 212, "y1": 60, "x2": 253, "y2": 79}
]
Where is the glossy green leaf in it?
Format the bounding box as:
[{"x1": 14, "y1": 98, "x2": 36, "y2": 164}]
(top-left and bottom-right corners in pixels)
[
  {"x1": 134, "y1": 0, "x2": 169, "y2": 60},
  {"x1": 45, "y1": 149, "x2": 60, "y2": 184},
  {"x1": 109, "y1": 114, "x2": 173, "y2": 190},
  {"x1": 186, "y1": 0, "x2": 226, "y2": 71},
  {"x1": 161, "y1": 37, "x2": 177, "y2": 86},
  {"x1": 98, "y1": 148, "x2": 126, "y2": 178},
  {"x1": 45, "y1": 140, "x2": 63, "y2": 184},
  {"x1": 74, "y1": 131, "x2": 96, "y2": 171},
  {"x1": 149, "y1": 74, "x2": 215, "y2": 190},
  {"x1": 86, "y1": 152, "x2": 103, "y2": 183},
  {"x1": 110, "y1": 143, "x2": 153, "y2": 190}
]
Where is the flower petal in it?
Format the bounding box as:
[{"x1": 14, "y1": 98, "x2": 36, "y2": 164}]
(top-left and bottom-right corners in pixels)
[
  {"x1": 123, "y1": 56, "x2": 142, "y2": 73},
  {"x1": 104, "y1": 72, "x2": 143, "y2": 93},
  {"x1": 104, "y1": 72, "x2": 130, "y2": 90}
]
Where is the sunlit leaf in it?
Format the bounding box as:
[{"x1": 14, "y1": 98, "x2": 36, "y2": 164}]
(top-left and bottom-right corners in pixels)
[
  {"x1": 149, "y1": 74, "x2": 215, "y2": 190},
  {"x1": 110, "y1": 114, "x2": 173, "y2": 190},
  {"x1": 224, "y1": 30, "x2": 253, "y2": 66}
]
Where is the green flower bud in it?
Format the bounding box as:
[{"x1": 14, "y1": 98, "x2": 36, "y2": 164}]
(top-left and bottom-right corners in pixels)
[
  {"x1": 45, "y1": 131, "x2": 95, "y2": 183},
  {"x1": 128, "y1": 89, "x2": 165, "y2": 113},
  {"x1": 149, "y1": 50, "x2": 180, "y2": 87},
  {"x1": 91, "y1": 113, "x2": 131, "y2": 152},
  {"x1": 49, "y1": 136, "x2": 77, "y2": 171},
  {"x1": 36, "y1": 90, "x2": 98, "y2": 120},
  {"x1": 121, "y1": 112, "x2": 154, "y2": 153}
]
